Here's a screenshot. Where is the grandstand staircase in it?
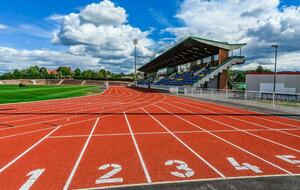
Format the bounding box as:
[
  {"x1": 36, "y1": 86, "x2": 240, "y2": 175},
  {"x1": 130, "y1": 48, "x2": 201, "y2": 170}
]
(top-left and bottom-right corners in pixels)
[
  {"x1": 81, "y1": 80, "x2": 86, "y2": 85},
  {"x1": 194, "y1": 67, "x2": 206, "y2": 76},
  {"x1": 228, "y1": 77, "x2": 239, "y2": 90},
  {"x1": 194, "y1": 56, "x2": 245, "y2": 87},
  {"x1": 58, "y1": 79, "x2": 64, "y2": 85}
]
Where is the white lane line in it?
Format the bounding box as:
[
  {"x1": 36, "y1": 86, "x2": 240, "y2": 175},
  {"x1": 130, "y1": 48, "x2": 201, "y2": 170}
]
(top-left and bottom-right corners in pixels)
[
  {"x1": 0, "y1": 126, "x2": 61, "y2": 173},
  {"x1": 0, "y1": 126, "x2": 57, "y2": 140},
  {"x1": 156, "y1": 104, "x2": 293, "y2": 175},
  {"x1": 169, "y1": 95, "x2": 300, "y2": 128},
  {"x1": 124, "y1": 112, "x2": 152, "y2": 183},
  {"x1": 63, "y1": 118, "x2": 100, "y2": 190},
  {"x1": 45, "y1": 129, "x2": 300, "y2": 139},
  {"x1": 46, "y1": 128, "x2": 300, "y2": 139},
  {"x1": 172, "y1": 99, "x2": 300, "y2": 139},
  {"x1": 167, "y1": 101, "x2": 300, "y2": 153},
  {"x1": 0, "y1": 91, "x2": 155, "y2": 134},
  {"x1": 141, "y1": 108, "x2": 225, "y2": 178}
]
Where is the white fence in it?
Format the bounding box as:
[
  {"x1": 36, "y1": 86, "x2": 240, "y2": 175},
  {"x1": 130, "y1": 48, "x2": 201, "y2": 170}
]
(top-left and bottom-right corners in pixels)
[
  {"x1": 136, "y1": 84, "x2": 300, "y2": 112},
  {"x1": 184, "y1": 87, "x2": 300, "y2": 113}
]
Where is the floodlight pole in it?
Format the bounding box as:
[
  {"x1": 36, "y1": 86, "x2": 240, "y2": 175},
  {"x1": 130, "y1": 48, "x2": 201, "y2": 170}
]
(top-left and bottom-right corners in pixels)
[
  {"x1": 271, "y1": 44, "x2": 278, "y2": 108},
  {"x1": 133, "y1": 39, "x2": 138, "y2": 85}
]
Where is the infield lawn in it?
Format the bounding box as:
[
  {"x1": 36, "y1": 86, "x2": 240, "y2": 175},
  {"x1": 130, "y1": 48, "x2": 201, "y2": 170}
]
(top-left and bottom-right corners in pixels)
[{"x1": 0, "y1": 85, "x2": 102, "y2": 104}]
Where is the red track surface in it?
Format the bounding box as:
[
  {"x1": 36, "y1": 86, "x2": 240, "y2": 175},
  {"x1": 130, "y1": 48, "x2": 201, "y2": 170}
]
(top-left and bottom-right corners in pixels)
[{"x1": 0, "y1": 86, "x2": 300, "y2": 189}]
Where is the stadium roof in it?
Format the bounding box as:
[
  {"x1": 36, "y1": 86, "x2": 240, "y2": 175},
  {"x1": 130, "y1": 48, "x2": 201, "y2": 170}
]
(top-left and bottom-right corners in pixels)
[{"x1": 139, "y1": 36, "x2": 247, "y2": 73}]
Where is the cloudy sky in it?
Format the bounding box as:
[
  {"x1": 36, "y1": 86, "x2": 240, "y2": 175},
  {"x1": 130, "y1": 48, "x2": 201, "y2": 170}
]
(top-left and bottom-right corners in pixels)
[{"x1": 0, "y1": 0, "x2": 299, "y2": 73}]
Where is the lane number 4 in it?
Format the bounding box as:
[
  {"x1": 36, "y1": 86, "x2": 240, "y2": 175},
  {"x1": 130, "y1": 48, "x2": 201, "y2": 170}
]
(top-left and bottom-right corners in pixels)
[{"x1": 227, "y1": 157, "x2": 262, "y2": 173}]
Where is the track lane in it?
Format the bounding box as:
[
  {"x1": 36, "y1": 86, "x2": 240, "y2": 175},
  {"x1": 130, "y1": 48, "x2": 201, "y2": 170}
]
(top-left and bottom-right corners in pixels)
[
  {"x1": 146, "y1": 104, "x2": 289, "y2": 177},
  {"x1": 1, "y1": 86, "x2": 300, "y2": 190},
  {"x1": 67, "y1": 114, "x2": 148, "y2": 189},
  {"x1": 157, "y1": 100, "x2": 300, "y2": 174},
  {"x1": 163, "y1": 100, "x2": 300, "y2": 152}
]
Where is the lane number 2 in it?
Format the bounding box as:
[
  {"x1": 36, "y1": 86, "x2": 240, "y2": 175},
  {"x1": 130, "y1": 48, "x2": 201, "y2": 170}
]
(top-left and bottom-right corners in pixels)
[
  {"x1": 165, "y1": 160, "x2": 195, "y2": 178},
  {"x1": 96, "y1": 164, "x2": 123, "y2": 184},
  {"x1": 19, "y1": 168, "x2": 45, "y2": 190},
  {"x1": 227, "y1": 157, "x2": 262, "y2": 173}
]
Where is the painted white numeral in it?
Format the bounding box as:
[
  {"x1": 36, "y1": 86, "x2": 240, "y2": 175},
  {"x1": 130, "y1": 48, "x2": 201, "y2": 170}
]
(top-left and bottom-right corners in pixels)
[
  {"x1": 227, "y1": 157, "x2": 262, "y2": 173},
  {"x1": 19, "y1": 168, "x2": 45, "y2": 190},
  {"x1": 165, "y1": 160, "x2": 195, "y2": 178},
  {"x1": 96, "y1": 164, "x2": 123, "y2": 184},
  {"x1": 276, "y1": 155, "x2": 300, "y2": 165}
]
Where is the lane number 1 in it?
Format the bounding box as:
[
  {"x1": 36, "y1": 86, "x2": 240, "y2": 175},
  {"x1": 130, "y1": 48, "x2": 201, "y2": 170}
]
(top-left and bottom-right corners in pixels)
[{"x1": 19, "y1": 168, "x2": 45, "y2": 190}]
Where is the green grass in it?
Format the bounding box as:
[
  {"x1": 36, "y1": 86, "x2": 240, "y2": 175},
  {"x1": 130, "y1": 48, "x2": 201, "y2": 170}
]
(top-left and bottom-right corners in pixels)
[{"x1": 0, "y1": 85, "x2": 103, "y2": 104}]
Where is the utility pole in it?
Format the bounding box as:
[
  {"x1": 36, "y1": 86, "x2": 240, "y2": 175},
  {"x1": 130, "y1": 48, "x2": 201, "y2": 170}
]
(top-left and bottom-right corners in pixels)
[
  {"x1": 271, "y1": 44, "x2": 278, "y2": 108},
  {"x1": 133, "y1": 39, "x2": 138, "y2": 85}
]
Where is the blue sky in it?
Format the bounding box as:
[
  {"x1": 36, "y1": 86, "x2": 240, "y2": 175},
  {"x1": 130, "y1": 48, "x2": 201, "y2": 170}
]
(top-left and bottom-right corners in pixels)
[
  {"x1": 0, "y1": 0, "x2": 179, "y2": 49},
  {"x1": 0, "y1": 0, "x2": 300, "y2": 73}
]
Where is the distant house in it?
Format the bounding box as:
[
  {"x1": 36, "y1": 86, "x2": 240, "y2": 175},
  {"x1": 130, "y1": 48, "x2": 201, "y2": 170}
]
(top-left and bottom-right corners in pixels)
[{"x1": 47, "y1": 70, "x2": 59, "y2": 75}]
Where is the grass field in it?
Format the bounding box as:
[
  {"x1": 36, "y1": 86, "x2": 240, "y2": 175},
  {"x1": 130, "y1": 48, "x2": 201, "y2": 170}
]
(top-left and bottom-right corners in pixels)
[{"x1": 0, "y1": 85, "x2": 103, "y2": 104}]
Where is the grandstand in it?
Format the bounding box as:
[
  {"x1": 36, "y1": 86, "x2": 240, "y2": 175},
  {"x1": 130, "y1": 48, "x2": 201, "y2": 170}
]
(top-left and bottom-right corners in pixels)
[
  {"x1": 60, "y1": 79, "x2": 84, "y2": 85},
  {"x1": 138, "y1": 36, "x2": 246, "y2": 90}
]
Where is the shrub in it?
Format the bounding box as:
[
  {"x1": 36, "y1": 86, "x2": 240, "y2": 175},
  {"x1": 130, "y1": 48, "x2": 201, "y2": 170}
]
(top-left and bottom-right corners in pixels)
[{"x1": 18, "y1": 83, "x2": 27, "y2": 88}]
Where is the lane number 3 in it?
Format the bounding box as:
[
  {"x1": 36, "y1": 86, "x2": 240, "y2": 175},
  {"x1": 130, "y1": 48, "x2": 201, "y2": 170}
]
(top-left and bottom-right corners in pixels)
[{"x1": 165, "y1": 160, "x2": 195, "y2": 178}]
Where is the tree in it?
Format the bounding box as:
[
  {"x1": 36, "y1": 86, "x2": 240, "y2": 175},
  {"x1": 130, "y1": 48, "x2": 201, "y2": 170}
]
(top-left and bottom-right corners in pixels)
[
  {"x1": 39, "y1": 67, "x2": 48, "y2": 77},
  {"x1": 255, "y1": 65, "x2": 271, "y2": 73},
  {"x1": 81, "y1": 70, "x2": 93, "y2": 79},
  {"x1": 74, "y1": 68, "x2": 82, "y2": 79},
  {"x1": 57, "y1": 66, "x2": 72, "y2": 76},
  {"x1": 13, "y1": 69, "x2": 22, "y2": 79},
  {"x1": 98, "y1": 69, "x2": 107, "y2": 79},
  {"x1": 228, "y1": 68, "x2": 246, "y2": 82},
  {"x1": 26, "y1": 66, "x2": 40, "y2": 79}
]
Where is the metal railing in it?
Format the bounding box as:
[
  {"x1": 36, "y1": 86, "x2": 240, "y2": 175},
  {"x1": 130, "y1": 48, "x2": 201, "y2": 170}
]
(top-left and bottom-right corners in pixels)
[
  {"x1": 136, "y1": 84, "x2": 300, "y2": 112},
  {"x1": 184, "y1": 87, "x2": 300, "y2": 113}
]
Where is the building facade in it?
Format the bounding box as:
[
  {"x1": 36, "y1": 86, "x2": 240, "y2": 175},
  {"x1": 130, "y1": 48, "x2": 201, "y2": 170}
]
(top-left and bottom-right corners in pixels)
[{"x1": 246, "y1": 72, "x2": 300, "y2": 94}]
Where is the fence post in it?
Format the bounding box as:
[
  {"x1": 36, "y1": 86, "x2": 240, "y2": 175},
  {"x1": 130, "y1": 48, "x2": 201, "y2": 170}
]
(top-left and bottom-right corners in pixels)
[
  {"x1": 192, "y1": 87, "x2": 194, "y2": 96},
  {"x1": 272, "y1": 92, "x2": 275, "y2": 108},
  {"x1": 200, "y1": 88, "x2": 203, "y2": 97},
  {"x1": 211, "y1": 89, "x2": 214, "y2": 99},
  {"x1": 226, "y1": 88, "x2": 228, "y2": 100},
  {"x1": 245, "y1": 90, "x2": 247, "y2": 104}
]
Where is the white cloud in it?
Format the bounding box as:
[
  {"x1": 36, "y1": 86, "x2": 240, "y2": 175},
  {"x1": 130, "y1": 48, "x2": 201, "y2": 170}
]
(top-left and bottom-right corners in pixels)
[
  {"x1": 234, "y1": 51, "x2": 300, "y2": 71},
  {"x1": 0, "y1": 24, "x2": 7, "y2": 30},
  {"x1": 0, "y1": 46, "x2": 101, "y2": 73},
  {"x1": 52, "y1": 0, "x2": 155, "y2": 73},
  {"x1": 80, "y1": 0, "x2": 127, "y2": 26},
  {"x1": 165, "y1": 0, "x2": 300, "y2": 71}
]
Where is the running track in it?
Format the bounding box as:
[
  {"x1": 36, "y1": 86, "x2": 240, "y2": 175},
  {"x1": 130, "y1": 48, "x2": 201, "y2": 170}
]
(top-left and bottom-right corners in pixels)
[{"x1": 0, "y1": 86, "x2": 300, "y2": 189}]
